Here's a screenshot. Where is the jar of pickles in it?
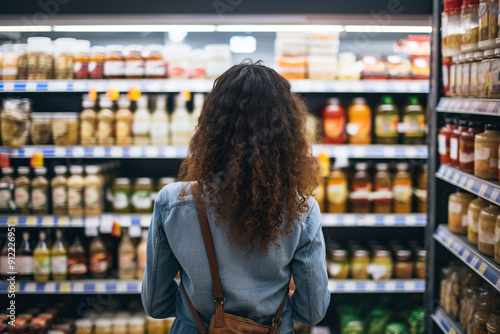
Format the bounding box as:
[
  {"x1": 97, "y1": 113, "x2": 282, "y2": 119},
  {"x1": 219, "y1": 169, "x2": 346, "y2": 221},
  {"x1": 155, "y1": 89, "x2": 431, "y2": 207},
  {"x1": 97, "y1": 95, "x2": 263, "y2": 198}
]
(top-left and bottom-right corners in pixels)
[
  {"x1": 31, "y1": 113, "x2": 53, "y2": 145},
  {"x1": 54, "y1": 38, "x2": 76, "y2": 80},
  {"x1": 132, "y1": 178, "x2": 153, "y2": 213},
  {"x1": 113, "y1": 178, "x2": 132, "y2": 213},
  {"x1": 27, "y1": 37, "x2": 53, "y2": 80},
  {"x1": 328, "y1": 249, "x2": 349, "y2": 279},
  {"x1": 1, "y1": 98, "x2": 31, "y2": 148},
  {"x1": 351, "y1": 249, "x2": 370, "y2": 279}
]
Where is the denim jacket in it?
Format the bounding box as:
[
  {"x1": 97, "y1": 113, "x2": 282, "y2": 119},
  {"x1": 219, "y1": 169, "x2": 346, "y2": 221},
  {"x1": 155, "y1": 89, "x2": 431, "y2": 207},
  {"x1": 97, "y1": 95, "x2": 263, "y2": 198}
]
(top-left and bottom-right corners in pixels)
[{"x1": 141, "y1": 182, "x2": 330, "y2": 334}]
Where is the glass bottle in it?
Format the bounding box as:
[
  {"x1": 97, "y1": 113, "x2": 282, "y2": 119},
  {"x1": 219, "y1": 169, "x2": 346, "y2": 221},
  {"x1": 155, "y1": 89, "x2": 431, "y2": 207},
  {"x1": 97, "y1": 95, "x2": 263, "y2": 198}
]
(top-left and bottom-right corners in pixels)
[
  {"x1": 113, "y1": 178, "x2": 132, "y2": 213},
  {"x1": 451, "y1": 120, "x2": 469, "y2": 168},
  {"x1": 461, "y1": 0, "x2": 480, "y2": 51},
  {"x1": 14, "y1": 166, "x2": 30, "y2": 214},
  {"x1": 89, "y1": 235, "x2": 108, "y2": 279},
  {"x1": 132, "y1": 178, "x2": 153, "y2": 213},
  {"x1": 373, "y1": 163, "x2": 392, "y2": 214},
  {"x1": 74, "y1": 39, "x2": 90, "y2": 79},
  {"x1": 84, "y1": 165, "x2": 102, "y2": 216},
  {"x1": 68, "y1": 236, "x2": 87, "y2": 280},
  {"x1": 80, "y1": 96, "x2": 97, "y2": 146},
  {"x1": 351, "y1": 162, "x2": 372, "y2": 214},
  {"x1": 133, "y1": 96, "x2": 151, "y2": 145},
  {"x1": 67, "y1": 166, "x2": 85, "y2": 217},
  {"x1": 351, "y1": 249, "x2": 370, "y2": 279},
  {"x1": 347, "y1": 97, "x2": 372, "y2": 144},
  {"x1": 115, "y1": 96, "x2": 133, "y2": 146},
  {"x1": 144, "y1": 44, "x2": 166, "y2": 78},
  {"x1": 136, "y1": 229, "x2": 148, "y2": 280},
  {"x1": 439, "y1": 118, "x2": 457, "y2": 165},
  {"x1": 33, "y1": 231, "x2": 50, "y2": 281},
  {"x1": 17, "y1": 231, "x2": 33, "y2": 280},
  {"x1": 50, "y1": 229, "x2": 68, "y2": 280},
  {"x1": 118, "y1": 229, "x2": 137, "y2": 279},
  {"x1": 478, "y1": 0, "x2": 498, "y2": 49},
  {"x1": 326, "y1": 165, "x2": 348, "y2": 213},
  {"x1": 322, "y1": 98, "x2": 347, "y2": 144},
  {"x1": 374, "y1": 96, "x2": 399, "y2": 145},
  {"x1": 478, "y1": 204, "x2": 500, "y2": 256},
  {"x1": 171, "y1": 94, "x2": 192, "y2": 146},
  {"x1": 31, "y1": 167, "x2": 49, "y2": 215},
  {"x1": 150, "y1": 94, "x2": 169, "y2": 146},
  {"x1": 0, "y1": 167, "x2": 15, "y2": 213},
  {"x1": 104, "y1": 45, "x2": 125, "y2": 79},
  {"x1": 97, "y1": 96, "x2": 115, "y2": 146},
  {"x1": 442, "y1": 0, "x2": 463, "y2": 56},
  {"x1": 393, "y1": 163, "x2": 413, "y2": 214},
  {"x1": 371, "y1": 249, "x2": 393, "y2": 280},
  {"x1": 51, "y1": 165, "x2": 68, "y2": 215},
  {"x1": 402, "y1": 96, "x2": 426, "y2": 145},
  {"x1": 460, "y1": 120, "x2": 484, "y2": 173}
]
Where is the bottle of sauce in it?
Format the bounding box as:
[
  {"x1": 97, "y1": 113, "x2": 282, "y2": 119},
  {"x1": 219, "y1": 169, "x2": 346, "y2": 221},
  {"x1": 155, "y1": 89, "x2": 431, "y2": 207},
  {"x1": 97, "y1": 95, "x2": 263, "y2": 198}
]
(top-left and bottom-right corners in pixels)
[
  {"x1": 31, "y1": 166, "x2": 49, "y2": 215},
  {"x1": 475, "y1": 123, "x2": 500, "y2": 180},
  {"x1": 137, "y1": 229, "x2": 148, "y2": 280},
  {"x1": 118, "y1": 229, "x2": 137, "y2": 279},
  {"x1": 450, "y1": 120, "x2": 468, "y2": 168},
  {"x1": 351, "y1": 162, "x2": 372, "y2": 213},
  {"x1": 468, "y1": 197, "x2": 490, "y2": 244},
  {"x1": 88, "y1": 46, "x2": 105, "y2": 79},
  {"x1": 416, "y1": 164, "x2": 428, "y2": 214},
  {"x1": 322, "y1": 98, "x2": 346, "y2": 144},
  {"x1": 104, "y1": 45, "x2": 125, "y2": 79},
  {"x1": 84, "y1": 165, "x2": 102, "y2": 216},
  {"x1": 113, "y1": 178, "x2": 132, "y2": 213},
  {"x1": 374, "y1": 96, "x2": 399, "y2": 145},
  {"x1": 89, "y1": 235, "x2": 109, "y2": 279},
  {"x1": 0, "y1": 167, "x2": 15, "y2": 213},
  {"x1": 33, "y1": 231, "x2": 50, "y2": 281},
  {"x1": 347, "y1": 98, "x2": 372, "y2": 144},
  {"x1": 439, "y1": 118, "x2": 457, "y2": 165},
  {"x1": 124, "y1": 45, "x2": 145, "y2": 79},
  {"x1": 51, "y1": 165, "x2": 67, "y2": 215},
  {"x1": 17, "y1": 231, "x2": 33, "y2": 280},
  {"x1": 80, "y1": 96, "x2": 97, "y2": 146},
  {"x1": 393, "y1": 163, "x2": 413, "y2": 214},
  {"x1": 97, "y1": 96, "x2": 115, "y2": 146},
  {"x1": 116, "y1": 96, "x2": 133, "y2": 146},
  {"x1": 448, "y1": 190, "x2": 475, "y2": 234},
  {"x1": 67, "y1": 236, "x2": 87, "y2": 280},
  {"x1": 373, "y1": 163, "x2": 392, "y2": 214},
  {"x1": 67, "y1": 166, "x2": 84, "y2": 217},
  {"x1": 460, "y1": 120, "x2": 484, "y2": 173},
  {"x1": 14, "y1": 166, "x2": 30, "y2": 214},
  {"x1": 74, "y1": 40, "x2": 90, "y2": 79},
  {"x1": 171, "y1": 94, "x2": 192, "y2": 146},
  {"x1": 478, "y1": 204, "x2": 500, "y2": 256},
  {"x1": 133, "y1": 96, "x2": 151, "y2": 145},
  {"x1": 402, "y1": 97, "x2": 426, "y2": 145},
  {"x1": 50, "y1": 229, "x2": 67, "y2": 280},
  {"x1": 144, "y1": 45, "x2": 166, "y2": 79},
  {"x1": 326, "y1": 165, "x2": 348, "y2": 213},
  {"x1": 132, "y1": 178, "x2": 153, "y2": 213},
  {"x1": 150, "y1": 95, "x2": 169, "y2": 146}
]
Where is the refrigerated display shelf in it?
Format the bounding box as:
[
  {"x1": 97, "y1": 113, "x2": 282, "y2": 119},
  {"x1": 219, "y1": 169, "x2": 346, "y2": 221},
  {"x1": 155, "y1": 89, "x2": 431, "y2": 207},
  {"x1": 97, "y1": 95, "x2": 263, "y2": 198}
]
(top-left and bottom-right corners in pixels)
[
  {"x1": 436, "y1": 97, "x2": 500, "y2": 116},
  {"x1": 0, "y1": 279, "x2": 425, "y2": 294},
  {"x1": 431, "y1": 307, "x2": 464, "y2": 334},
  {"x1": 435, "y1": 165, "x2": 500, "y2": 205},
  {"x1": 0, "y1": 145, "x2": 429, "y2": 159},
  {"x1": 434, "y1": 225, "x2": 500, "y2": 292},
  {"x1": 327, "y1": 279, "x2": 425, "y2": 293},
  {"x1": 1, "y1": 214, "x2": 426, "y2": 228},
  {"x1": 0, "y1": 79, "x2": 430, "y2": 93}
]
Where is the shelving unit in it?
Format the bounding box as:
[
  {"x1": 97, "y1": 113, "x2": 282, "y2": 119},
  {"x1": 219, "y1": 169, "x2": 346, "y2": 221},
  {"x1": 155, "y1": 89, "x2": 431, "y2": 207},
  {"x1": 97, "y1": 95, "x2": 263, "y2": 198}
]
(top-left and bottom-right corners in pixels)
[
  {"x1": 0, "y1": 79, "x2": 430, "y2": 94},
  {"x1": 327, "y1": 279, "x2": 425, "y2": 293},
  {"x1": 431, "y1": 307, "x2": 464, "y2": 334},
  {"x1": 321, "y1": 214, "x2": 426, "y2": 227},
  {"x1": 436, "y1": 97, "x2": 500, "y2": 116}
]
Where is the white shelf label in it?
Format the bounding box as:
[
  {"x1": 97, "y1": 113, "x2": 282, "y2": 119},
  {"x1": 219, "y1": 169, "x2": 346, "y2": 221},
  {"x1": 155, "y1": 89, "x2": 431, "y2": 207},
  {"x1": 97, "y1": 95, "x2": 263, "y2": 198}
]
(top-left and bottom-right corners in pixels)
[
  {"x1": 26, "y1": 217, "x2": 37, "y2": 226},
  {"x1": 110, "y1": 147, "x2": 124, "y2": 158},
  {"x1": 116, "y1": 281, "x2": 128, "y2": 293},
  {"x1": 73, "y1": 282, "x2": 85, "y2": 293},
  {"x1": 470, "y1": 256, "x2": 480, "y2": 268},
  {"x1": 491, "y1": 189, "x2": 500, "y2": 202},
  {"x1": 73, "y1": 147, "x2": 85, "y2": 157},
  {"x1": 461, "y1": 249, "x2": 470, "y2": 260},
  {"x1": 145, "y1": 147, "x2": 159, "y2": 158},
  {"x1": 352, "y1": 147, "x2": 365, "y2": 157},
  {"x1": 163, "y1": 146, "x2": 178, "y2": 158},
  {"x1": 95, "y1": 282, "x2": 107, "y2": 293},
  {"x1": 466, "y1": 179, "x2": 475, "y2": 190},
  {"x1": 486, "y1": 102, "x2": 497, "y2": 113},
  {"x1": 383, "y1": 147, "x2": 396, "y2": 158},
  {"x1": 479, "y1": 184, "x2": 488, "y2": 196},
  {"x1": 129, "y1": 225, "x2": 142, "y2": 238},
  {"x1": 42, "y1": 217, "x2": 54, "y2": 226},
  {"x1": 24, "y1": 283, "x2": 36, "y2": 292},
  {"x1": 93, "y1": 147, "x2": 105, "y2": 157},
  {"x1": 130, "y1": 146, "x2": 142, "y2": 157},
  {"x1": 44, "y1": 283, "x2": 56, "y2": 292},
  {"x1": 55, "y1": 147, "x2": 67, "y2": 157},
  {"x1": 384, "y1": 281, "x2": 397, "y2": 292},
  {"x1": 344, "y1": 282, "x2": 357, "y2": 291},
  {"x1": 58, "y1": 217, "x2": 69, "y2": 226}
]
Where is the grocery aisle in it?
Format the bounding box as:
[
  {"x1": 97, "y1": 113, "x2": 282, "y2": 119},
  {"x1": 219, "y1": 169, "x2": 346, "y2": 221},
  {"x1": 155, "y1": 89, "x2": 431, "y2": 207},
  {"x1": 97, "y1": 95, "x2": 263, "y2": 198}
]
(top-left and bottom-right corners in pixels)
[{"x1": 0, "y1": 3, "x2": 433, "y2": 334}]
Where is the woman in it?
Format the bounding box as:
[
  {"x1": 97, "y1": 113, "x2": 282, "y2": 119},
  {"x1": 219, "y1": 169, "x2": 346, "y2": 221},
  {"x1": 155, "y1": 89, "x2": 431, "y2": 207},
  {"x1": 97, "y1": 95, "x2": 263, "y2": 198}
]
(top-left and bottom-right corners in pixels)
[{"x1": 141, "y1": 62, "x2": 330, "y2": 334}]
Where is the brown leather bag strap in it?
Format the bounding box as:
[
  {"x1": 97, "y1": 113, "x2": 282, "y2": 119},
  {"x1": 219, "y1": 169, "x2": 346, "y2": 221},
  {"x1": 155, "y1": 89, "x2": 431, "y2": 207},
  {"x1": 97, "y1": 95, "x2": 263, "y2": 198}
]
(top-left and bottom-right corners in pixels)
[
  {"x1": 271, "y1": 288, "x2": 289, "y2": 330},
  {"x1": 190, "y1": 182, "x2": 225, "y2": 303},
  {"x1": 182, "y1": 285, "x2": 207, "y2": 334}
]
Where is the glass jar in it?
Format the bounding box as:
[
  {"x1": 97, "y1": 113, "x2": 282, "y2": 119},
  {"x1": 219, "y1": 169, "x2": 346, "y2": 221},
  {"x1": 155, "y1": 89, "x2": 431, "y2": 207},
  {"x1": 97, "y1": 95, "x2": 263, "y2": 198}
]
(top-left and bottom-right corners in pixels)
[
  {"x1": 132, "y1": 178, "x2": 153, "y2": 213},
  {"x1": 478, "y1": 204, "x2": 500, "y2": 256},
  {"x1": 451, "y1": 120, "x2": 469, "y2": 168},
  {"x1": 479, "y1": 49, "x2": 495, "y2": 97},
  {"x1": 1, "y1": 98, "x2": 31, "y2": 148},
  {"x1": 475, "y1": 312, "x2": 490, "y2": 334},
  {"x1": 89, "y1": 46, "x2": 105, "y2": 79},
  {"x1": 128, "y1": 318, "x2": 145, "y2": 334},
  {"x1": 460, "y1": 120, "x2": 484, "y2": 173},
  {"x1": 393, "y1": 163, "x2": 413, "y2": 214},
  {"x1": 52, "y1": 112, "x2": 80, "y2": 146},
  {"x1": 74, "y1": 40, "x2": 91, "y2": 79},
  {"x1": 415, "y1": 249, "x2": 426, "y2": 279},
  {"x1": 449, "y1": 190, "x2": 475, "y2": 234},
  {"x1": 416, "y1": 164, "x2": 427, "y2": 214},
  {"x1": 479, "y1": 0, "x2": 498, "y2": 49},
  {"x1": 116, "y1": 97, "x2": 133, "y2": 146},
  {"x1": 490, "y1": 48, "x2": 500, "y2": 98},
  {"x1": 394, "y1": 249, "x2": 413, "y2": 279},
  {"x1": 370, "y1": 249, "x2": 393, "y2": 281},
  {"x1": 113, "y1": 178, "x2": 132, "y2": 213},
  {"x1": 463, "y1": 53, "x2": 474, "y2": 96},
  {"x1": 97, "y1": 97, "x2": 115, "y2": 146},
  {"x1": 475, "y1": 124, "x2": 500, "y2": 179},
  {"x1": 468, "y1": 197, "x2": 490, "y2": 244},
  {"x1": 351, "y1": 249, "x2": 370, "y2": 279},
  {"x1": 443, "y1": 0, "x2": 464, "y2": 56},
  {"x1": 16, "y1": 44, "x2": 28, "y2": 80},
  {"x1": 471, "y1": 51, "x2": 484, "y2": 96},
  {"x1": 147, "y1": 317, "x2": 164, "y2": 334},
  {"x1": 456, "y1": 54, "x2": 465, "y2": 96},
  {"x1": 439, "y1": 118, "x2": 457, "y2": 165},
  {"x1": 461, "y1": 0, "x2": 480, "y2": 52},
  {"x1": 95, "y1": 319, "x2": 112, "y2": 334},
  {"x1": 125, "y1": 45, "x2": 145, "y2": 79},
  {"x1": 54, "y1": 38, "x2": 76, "y2": 80},
  {"x1": 328, "y1": 249, "x2": 349, "y2": 279},
  {"x1": 30, "y1": 113, "x2": 53, "y2": 145},
  {"x1": 144, "y1": 45, "x2": 166, "y2": 78},
  {"x1": 104, "y1": 45, "x2": 125, "y2": 79},
  {"x1": 205, "y1": 44, "x2": 231, "y2": 79},
  {"x1": 111, "y1": 318, "x2": 128, "y2": 334},
  {"x1": 75, "y1": 319, "x2": 93, "y2": 334},
  {"x1": 27, "y1": 37, "x2": 53, "y2": 80},
  {"x1": 1, "y1": 44, "x2": 19, "y2": 80},
  {"x1": 80, "y1": 96, "x2": 97, "y2": 146}
]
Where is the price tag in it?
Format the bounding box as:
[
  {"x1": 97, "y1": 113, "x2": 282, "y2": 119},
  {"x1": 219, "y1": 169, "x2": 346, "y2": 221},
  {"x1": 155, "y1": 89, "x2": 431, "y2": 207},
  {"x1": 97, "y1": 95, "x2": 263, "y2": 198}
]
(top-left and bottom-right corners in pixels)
[
  {"x1": 93, "y1": 147, "x2": 105, "y2": 157},
  {"x1": 26, "y1": 217, "x2": 37, "y2": 226},
  {"x1": 116, "y1": 282, "x2": 128, "y2": 293},
  {"x1": 44, "y1": 283, "x2": 56, "y2": 292},
  {"x1": 478, "y1": 262, "x2": 488, "y2": 274},
  {"x1": 466, "y1": 179, "x2": 475, "y2": 190},
  {"x1": 7, "y1": 217, "x2": 17, "y2": 226},
  {"x1": 60, "y1": 283, "x2": 71, "y2": 292},
  {"x1": 479, "y1": 184, "x2": 488, "y2": 196},
  {"x1": 145, "y1": 147, "x2": 159, "y2": 158},
  {"x1": 384, "y1": 281, "x2": 397, "y2": 292},
  {"x1": 73, "y1": 282, "x2": 84, "y2": 293},
  {"x1": 42, "y1": 217, "x2": 54, "y2": 226},
  {"x1": 383, "y1": 147, "x2": 396, "y2": 158},
  {"x1": 365, "y1": 282, "x2": 377, "y2": 291},
  {"x1": 444, "y1": 168, "x2": 453, "y2": 178},
  {"x1": 119, "y1": 215, "x2": 132, "y2": 227},
  {"x1": 110, "y1": 147, "x2": 124, "y2": 158},
  {"x1": 55, "y1": 147, "x2": 67, "y2": 157},
  {"x1": 471, "y1": 101, "x2": 481, "y2": 111},
  {"x1": 486, "y1": 102, "x2": 497, "y2": 114},
  {"x1": 73, "y1": 147, "x2": 85, "y2": 157},
  {"x1": 446, "y1": 238, "x2": 453, "y2": 246},
  {"x1": 404, "y1": 281, "x2": 416, "y2": 291},
  {"x1": 449, "y1": 330, "x2": 457, "y2": 334},
  {"x1": 58, "y1": 217, "x2": 69, "y2": 226},
  {"x1": 452, "y1": 173, "x2": 459, "y2": 183},
  {"x1": 384, "y1": 215, "x2": 396, "y2": 226},
  {"x1": 100, "y1": 215, "x2": 114, "y2": 234},
  {"x1": 461, "y1": 249, "x2": 470, "y2": 260},
  {"x1": 470, "y1": 256, "x2": 480, "y2": 268},
  {"x1": 163, "y1": 146, "x2": 178, "y2": 158},
  {"x1": 129, "y1": 225, "x2": 142, "y2": 238},
  {"x1": 352, "y1": 147, "x2": 366, "y2": 157},
  {"x1": 85, "y1": 225, "x2": 99, "y2": 237},
  {"x1": 345, "y1": 282, "x2": 357, "y2": 292},
  {"x1": 24, "y1": 283, "x2": 36, "y2": 292},
  {"x1": 491, "y1": 188, "x2": 500, "y2": 202},
  {"x1": 343, "y1": 215, "x2": 356, "y2": 226},
  {"x1": 463, "y1": 101, "x2": 471, "y2": 110},
  {"x1": 130, "y1": 146, "x2": 142, "y2": 157},
  {"x1": 496, "y1": 278, "x2": 500, "y2": 290},
  {"x1": 140, "y1": 215, "x2": 152, "y2": 227},
  {"x1": 363, "y1": 215, "x2": 376, "y2": 226},
  {"x1": 405, "y1": 215, "x2": 418, "y2": 226},
  {"x1": 71, "y1": 217, "x2": 83, "y2": 227},
  {"x1": 95, "y1": 282, "x2": 107, "y2": 293},
  {"x1": 459, "y1": 177, "x2": 467, "y2": 186},
  {"x1": 405, "y1": 147, "x2": 418, "y2": 158}
]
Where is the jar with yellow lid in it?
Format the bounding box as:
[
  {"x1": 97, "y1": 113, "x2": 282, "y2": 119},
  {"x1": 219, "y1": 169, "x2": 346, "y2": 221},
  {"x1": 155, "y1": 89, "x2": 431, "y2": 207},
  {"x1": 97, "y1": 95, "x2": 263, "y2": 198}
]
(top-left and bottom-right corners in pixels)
[
  {"x1": 479, "y1": 204, "x2": 500, "y2": 256},
  {"x1": 468, "y1": 197, "x2": 490, "y2": 244},
  {"x1": 449, "y1": 190, "x2": 475, "y2": 234}
]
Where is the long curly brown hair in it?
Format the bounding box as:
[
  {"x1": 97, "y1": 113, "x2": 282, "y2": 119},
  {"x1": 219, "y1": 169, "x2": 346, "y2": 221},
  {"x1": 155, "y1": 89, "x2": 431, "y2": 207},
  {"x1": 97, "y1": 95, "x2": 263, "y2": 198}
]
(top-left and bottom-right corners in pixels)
[{"x1": 179, "y1": 61, "x2": 317, "y2": 253}]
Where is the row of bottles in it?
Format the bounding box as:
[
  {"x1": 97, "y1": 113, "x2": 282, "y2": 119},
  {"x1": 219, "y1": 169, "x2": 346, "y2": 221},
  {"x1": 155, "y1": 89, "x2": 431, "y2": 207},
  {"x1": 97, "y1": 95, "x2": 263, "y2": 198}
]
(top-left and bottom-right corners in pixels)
[
  {"x1": 317, "y1": 96, "x2": 426, "y2": 145},
  {"x1": 313, "y1": 162, "x2": 427, "y2": 214},
  {"x1": 0, "y1": 228, "x2": 148, "y2": 281}
]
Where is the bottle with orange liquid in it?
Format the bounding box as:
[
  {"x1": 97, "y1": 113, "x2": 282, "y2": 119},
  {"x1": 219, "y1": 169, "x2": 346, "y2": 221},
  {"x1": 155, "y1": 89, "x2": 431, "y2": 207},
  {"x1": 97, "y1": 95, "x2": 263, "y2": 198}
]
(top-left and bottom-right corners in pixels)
[
  {"x1": 322, "y1": 98, "x2": 346, "y2": 144},
  {"x1": 347, "y1": 98, "x2": 372, "y2": 144}
]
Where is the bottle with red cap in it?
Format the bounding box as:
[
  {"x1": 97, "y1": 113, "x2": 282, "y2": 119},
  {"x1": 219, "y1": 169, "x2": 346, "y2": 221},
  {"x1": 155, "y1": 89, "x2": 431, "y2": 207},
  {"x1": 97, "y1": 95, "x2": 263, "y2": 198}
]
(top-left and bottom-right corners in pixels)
[{"x1": 322, "y1": 98, "x2": 346, "y2": 144}]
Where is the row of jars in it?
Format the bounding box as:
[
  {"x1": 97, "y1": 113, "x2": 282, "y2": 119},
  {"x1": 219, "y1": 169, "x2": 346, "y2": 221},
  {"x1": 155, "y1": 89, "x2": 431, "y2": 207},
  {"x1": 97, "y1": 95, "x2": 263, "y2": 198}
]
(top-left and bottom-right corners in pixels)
[
  {"x1": 326, "y1": 241, "x2": 426, "y2": 280},
  {"x1": 442, "y1": 0, "x2": 500, "y2": 57},
  {"x1": 439, "y1": 120, "x2": 500, "y2": 182},
  {"x1": 0, "y1": 37, "x2": 232, "y2": 81},
  {"x1": 444, "y1": 49, "x2": 500, "y2": 98},
  {"x1": 448, "y1": 190, "x2": 500, "y2": 263},
  {"x1": 440, "y1": 262, "x2": 500, "y2": 334}
]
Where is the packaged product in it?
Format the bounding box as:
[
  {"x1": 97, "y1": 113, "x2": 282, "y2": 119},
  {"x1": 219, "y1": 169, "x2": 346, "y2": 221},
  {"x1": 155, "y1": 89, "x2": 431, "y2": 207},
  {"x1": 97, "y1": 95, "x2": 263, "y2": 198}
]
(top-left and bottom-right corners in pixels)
[
  {"x1": 1, "y1": 98, "x2": 31, "y2": 148},
  {"x1": 360, "y1": 55, "x2": 388, "y2": 80},
  {"x1": 30, "y1": 113, "x2": 53, "y2": 145},
  {"x1": 276, "y1": 56, "x2": 307, "y2": 80},
  {"x1": 52, "y1": 113, "x2": 79, "y2": 146}
]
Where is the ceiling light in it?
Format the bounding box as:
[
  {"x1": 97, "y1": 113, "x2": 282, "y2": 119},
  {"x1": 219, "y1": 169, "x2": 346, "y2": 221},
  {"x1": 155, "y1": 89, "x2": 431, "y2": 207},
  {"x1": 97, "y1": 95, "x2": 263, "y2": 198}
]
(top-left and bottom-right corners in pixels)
[
  {"x1": 230, "y1": 36, "x2": 257, "y2": 53},
  {"x1": 0, "y1": 26, "x2": 52, "y2": 32},
  {"x1": 344, "y1": 25, "x2": 432, "y2": 33},
  {"x1": 217, "y1": 25, "x2": 344, "y2": 32},
  {"x1": 52, "y1": 25, "x2": 216, "y2": 32}
]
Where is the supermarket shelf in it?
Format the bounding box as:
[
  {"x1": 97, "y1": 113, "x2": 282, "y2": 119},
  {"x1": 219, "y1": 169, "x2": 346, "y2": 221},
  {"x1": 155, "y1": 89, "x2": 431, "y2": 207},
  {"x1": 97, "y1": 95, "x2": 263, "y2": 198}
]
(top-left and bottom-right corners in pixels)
[
  {"x1": 0, "y1": 144, "x2": 428, "y2": 159},
  {"x1": 0, "y1": 79, "x2": 430, "y2": 93},
  {"x1": 1, "y1": 214, "x2": 426, "y2": 228},
  {"x1": 0, "y1": 280, "x2": 141, "y2": 294},
  {"x1": 431, "y1": 307, "x2": 464, "y2": 334},
  {"x1": 327, "y1": 279, "x2": 425, "y2": 293},
  {"x1": 435, "y1": 165, "x2": 500, "y2": 205},
  {"x1": 322, "y1": 214, "x2": 426, "y2": 227},
  {"x1": 434, "y1": 225, "x2": 500, "y2": 293},
  {"x1": 436, "y1": 97, "x2": 500, "y2": 116}
]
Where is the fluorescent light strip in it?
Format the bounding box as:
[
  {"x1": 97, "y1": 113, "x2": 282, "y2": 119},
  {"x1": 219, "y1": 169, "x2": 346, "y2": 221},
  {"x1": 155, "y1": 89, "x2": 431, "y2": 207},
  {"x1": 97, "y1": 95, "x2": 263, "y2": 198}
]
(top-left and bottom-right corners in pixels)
[
  {"x1": 0, "y1": 26, "x2": 52, "y2": 32},
  {"x1": 52, "y1": 25, "x2": 216, "y2": 32},
  {"x1": 217, "y1": 25, "x2": 344, "y2": 32},
  {"x1": 344, "y1": 25, "x2": 432, "y2": 33}
]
